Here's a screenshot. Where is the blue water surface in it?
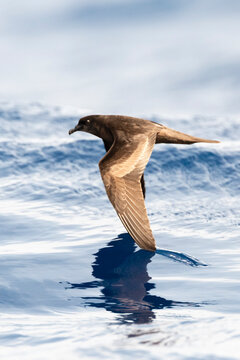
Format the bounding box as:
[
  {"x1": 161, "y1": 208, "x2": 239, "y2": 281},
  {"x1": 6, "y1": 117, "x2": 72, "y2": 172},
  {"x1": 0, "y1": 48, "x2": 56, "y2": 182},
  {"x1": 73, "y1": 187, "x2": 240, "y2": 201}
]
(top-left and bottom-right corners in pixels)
[{"x1": 0, "y1": 103, "x2": 239, "y2": 359}]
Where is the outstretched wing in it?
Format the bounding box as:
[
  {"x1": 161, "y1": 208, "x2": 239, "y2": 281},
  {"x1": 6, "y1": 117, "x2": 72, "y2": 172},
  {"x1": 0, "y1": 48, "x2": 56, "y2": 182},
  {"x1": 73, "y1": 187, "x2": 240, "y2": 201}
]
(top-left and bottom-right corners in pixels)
[{"x1": 99, "y1": 133, "x2": 156, "y2": 251}]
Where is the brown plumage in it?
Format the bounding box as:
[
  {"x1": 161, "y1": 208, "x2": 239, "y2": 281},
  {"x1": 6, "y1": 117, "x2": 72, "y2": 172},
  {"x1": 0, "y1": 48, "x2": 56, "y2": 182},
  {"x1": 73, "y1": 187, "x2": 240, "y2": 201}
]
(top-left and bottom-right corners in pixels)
[{"x1": 69, "y1": 115, "x2": 219, "y2": 251}]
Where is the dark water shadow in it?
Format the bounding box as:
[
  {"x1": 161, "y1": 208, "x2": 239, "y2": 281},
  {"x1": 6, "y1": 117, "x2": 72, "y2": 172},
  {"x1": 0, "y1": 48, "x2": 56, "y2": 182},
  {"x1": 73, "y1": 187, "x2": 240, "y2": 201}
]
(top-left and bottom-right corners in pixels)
[{"x1": 64, "y1": 234, "x2": 199, "y2": 324}]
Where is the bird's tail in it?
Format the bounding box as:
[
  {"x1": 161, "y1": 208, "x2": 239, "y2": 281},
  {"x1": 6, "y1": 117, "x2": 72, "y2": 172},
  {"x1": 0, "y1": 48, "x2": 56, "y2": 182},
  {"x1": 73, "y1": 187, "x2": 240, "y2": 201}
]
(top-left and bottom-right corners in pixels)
[{"x1": 156, "y1": 126, "x2": 220, "y2": 145}]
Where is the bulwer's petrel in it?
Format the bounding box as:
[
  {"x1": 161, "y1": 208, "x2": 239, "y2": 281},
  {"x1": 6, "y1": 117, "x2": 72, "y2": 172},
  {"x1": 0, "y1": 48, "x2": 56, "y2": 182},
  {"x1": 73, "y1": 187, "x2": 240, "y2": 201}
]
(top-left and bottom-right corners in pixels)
[{"x1": 69, "y1": 115, "x2": 219, "y2": 251}]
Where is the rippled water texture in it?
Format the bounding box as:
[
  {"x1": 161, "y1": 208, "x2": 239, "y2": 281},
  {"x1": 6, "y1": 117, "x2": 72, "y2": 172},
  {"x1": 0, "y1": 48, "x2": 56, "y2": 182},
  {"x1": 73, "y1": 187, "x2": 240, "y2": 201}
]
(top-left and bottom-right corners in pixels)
[{"x1": 0, "y1": 103, "x2": 239, "y2": 359}]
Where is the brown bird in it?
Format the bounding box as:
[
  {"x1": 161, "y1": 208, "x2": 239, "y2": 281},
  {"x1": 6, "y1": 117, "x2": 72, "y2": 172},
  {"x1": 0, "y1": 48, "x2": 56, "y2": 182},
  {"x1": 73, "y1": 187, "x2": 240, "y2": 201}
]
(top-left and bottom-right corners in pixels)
[{"x1": 69, "y1": 115, "x2": 219, "y2": 252}]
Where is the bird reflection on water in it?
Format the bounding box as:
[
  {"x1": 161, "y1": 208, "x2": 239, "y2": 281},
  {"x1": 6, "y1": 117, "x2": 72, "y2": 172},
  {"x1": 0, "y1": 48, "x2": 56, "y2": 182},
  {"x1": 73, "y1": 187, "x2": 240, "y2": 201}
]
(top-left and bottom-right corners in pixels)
[{"x1": 65, "y1": 234, "x2": 199, "y2": 324}]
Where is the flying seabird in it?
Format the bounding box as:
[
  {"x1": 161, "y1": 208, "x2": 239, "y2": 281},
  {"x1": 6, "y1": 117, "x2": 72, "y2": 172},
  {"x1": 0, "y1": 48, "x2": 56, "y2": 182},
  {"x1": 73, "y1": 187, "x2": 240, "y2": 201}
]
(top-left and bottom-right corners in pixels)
[{"x1": 69, "y1": 115, "x2": 219, "y2": 252}]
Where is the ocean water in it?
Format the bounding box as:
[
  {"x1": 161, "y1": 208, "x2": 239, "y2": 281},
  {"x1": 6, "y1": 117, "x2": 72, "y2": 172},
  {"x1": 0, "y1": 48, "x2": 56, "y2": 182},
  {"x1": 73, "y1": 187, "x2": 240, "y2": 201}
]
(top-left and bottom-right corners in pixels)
[{"x1": 0, "y1": 102, "x2": 239, "y2": 359}]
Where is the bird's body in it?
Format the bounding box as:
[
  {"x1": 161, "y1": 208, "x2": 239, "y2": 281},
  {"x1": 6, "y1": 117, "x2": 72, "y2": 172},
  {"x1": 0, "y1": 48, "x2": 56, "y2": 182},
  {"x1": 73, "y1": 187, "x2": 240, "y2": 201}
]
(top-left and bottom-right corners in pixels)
[{"x1": 69, "y1": 115, "x2": 219, "y2": 251}]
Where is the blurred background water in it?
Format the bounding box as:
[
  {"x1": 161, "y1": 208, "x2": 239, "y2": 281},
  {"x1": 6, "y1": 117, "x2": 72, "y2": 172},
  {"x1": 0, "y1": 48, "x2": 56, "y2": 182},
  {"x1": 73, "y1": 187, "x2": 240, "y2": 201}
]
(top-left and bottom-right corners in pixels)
[
  {"x1": 0, "y1": 1, "x2": 240, "y2": 359},
  {"x1": 2, "y1": 0, "x2": 240, "y2": 117}
]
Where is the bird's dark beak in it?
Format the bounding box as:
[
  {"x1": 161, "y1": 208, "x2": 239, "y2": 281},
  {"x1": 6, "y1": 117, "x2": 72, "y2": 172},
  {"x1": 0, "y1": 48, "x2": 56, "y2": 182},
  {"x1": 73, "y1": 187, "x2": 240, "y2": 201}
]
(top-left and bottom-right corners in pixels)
[
  {"x1": 69, "y1": 124, "x2": 82, "y2": 135},
  {"x1": 69, "y1": 127, "x2": 76, "y2": 135}
]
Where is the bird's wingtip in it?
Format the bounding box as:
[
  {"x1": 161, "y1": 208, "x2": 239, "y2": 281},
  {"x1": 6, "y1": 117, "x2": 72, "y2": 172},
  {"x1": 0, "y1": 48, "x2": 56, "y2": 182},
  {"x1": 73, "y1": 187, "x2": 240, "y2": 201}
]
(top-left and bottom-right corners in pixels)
[{"x1": 207, "y1": 139, "x2": 220, "y2": 143}]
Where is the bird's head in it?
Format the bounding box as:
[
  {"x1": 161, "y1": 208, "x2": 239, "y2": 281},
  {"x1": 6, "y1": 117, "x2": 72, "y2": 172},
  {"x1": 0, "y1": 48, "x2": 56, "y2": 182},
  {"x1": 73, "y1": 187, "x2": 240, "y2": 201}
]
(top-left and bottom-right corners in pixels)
[{"x1": 69, "y1": 115, "x2": 101, "y2": 137}]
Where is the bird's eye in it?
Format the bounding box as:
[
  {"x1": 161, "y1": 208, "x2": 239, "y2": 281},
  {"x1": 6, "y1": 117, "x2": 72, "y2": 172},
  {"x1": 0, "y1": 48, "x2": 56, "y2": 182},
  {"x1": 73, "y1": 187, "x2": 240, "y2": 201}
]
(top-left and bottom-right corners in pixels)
[{"x1": 79, "y1": 118, "x2": 91, "y2": 126}]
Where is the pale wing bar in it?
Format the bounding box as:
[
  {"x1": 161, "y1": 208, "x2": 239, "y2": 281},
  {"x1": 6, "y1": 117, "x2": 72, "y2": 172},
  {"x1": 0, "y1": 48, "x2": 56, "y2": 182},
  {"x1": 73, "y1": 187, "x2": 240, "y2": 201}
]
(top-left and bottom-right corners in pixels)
[{"x1": 99, "y1": 134, "x2": 156, "y2": 251}]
